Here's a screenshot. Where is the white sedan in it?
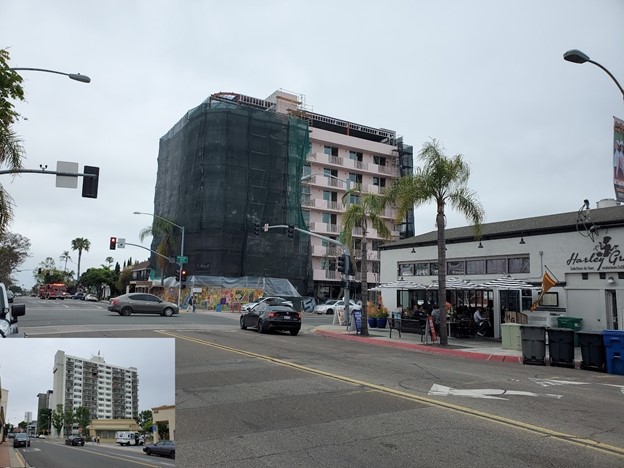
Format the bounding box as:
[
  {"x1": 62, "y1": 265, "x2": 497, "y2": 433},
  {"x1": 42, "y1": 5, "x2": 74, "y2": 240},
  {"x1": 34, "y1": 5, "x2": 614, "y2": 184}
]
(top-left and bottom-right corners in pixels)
[{"x1": 314, "y1": 300, "x2": 361, "y2": 315}]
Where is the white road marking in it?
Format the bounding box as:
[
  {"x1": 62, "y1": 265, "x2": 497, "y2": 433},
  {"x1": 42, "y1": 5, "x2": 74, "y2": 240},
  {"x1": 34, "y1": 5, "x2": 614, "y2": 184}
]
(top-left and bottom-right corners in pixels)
[
  {"x1": 602, "y1": 384, "x2": 624, "y2": 395},
  {"x1": 428, "y1": 384, "x2": 562, "y2": 400},
  {"x1": 529, "y1": 378, "x2": 592, "y2": 387}
]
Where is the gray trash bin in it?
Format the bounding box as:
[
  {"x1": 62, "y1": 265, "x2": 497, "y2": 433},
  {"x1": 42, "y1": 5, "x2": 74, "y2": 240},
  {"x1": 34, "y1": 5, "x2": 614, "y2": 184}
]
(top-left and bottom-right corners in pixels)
[{"x1": 520, "y1": 325, "x2": 546, "y2": 366}]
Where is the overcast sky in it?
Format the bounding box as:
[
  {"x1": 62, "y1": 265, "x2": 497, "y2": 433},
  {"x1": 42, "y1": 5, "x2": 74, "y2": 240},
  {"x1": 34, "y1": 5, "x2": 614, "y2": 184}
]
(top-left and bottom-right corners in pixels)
[
  {"x1": 1, "y1": 1, "x2": 623, "y2": 289},
  {"x1": 0, "y1": 338, "x2": 175, "y2": 425}
]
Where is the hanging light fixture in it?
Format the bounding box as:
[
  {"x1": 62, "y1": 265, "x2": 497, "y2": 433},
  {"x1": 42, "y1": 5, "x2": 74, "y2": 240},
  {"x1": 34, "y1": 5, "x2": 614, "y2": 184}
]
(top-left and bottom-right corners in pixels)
[
  {"x1": 478, "y1": 241, "x2": 483, "y2": 249},
  {"x1": 411, "y1": 247, "x2": 416, "y2": 253},
  {"x1": 519, "y1": 233, "x2": 526, "y2": 245}
]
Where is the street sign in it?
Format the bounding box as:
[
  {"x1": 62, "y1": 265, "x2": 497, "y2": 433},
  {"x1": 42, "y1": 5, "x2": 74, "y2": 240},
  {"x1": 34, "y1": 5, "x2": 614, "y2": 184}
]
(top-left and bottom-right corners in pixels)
[
  {"x1": 117, "y1": 238, "x2": 126, "y2": 249},
  {"x1": 55, "y1": 161, "x2": 79, "y2": 188},
  {"x1": 177, "y1": 256, "x2": 188, "y2": 264}
]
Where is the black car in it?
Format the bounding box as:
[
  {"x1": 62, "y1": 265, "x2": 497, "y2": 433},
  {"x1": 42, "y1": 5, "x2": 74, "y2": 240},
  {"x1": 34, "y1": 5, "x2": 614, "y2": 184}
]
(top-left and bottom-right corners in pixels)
[
  {"x1": 65, "y1": 435, "x2": 85, "y2": 446},
  {"x1": 240, "y1": 302, "x2": 301, "y2": 335},
  {"x1": 13, "y1": 433, "x2": 30, "y2": 448},
  {"x1": 143, "y1": 440, "x2": 175, "y2": 459}
]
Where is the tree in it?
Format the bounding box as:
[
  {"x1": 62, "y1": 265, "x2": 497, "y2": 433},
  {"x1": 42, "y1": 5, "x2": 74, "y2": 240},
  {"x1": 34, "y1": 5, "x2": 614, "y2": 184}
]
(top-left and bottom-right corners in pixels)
[
  {"x1": 116, "y1": 266, "x2": 133, "y2": 294},
  {"x1": 51, "y1": 404, "x2": 64, "y2": 437},
  {"x1": 74, "y1": 406, "x2": 90, "y2": 436},
  {"x1": 36, "y1": 257, "x2": 71, "y2": 284},
  {"x1": 63, "y1": 406, "x2": 75, "y2": 436},
  {"x1": 137, "y1": 410, "x2": 153, "y2": 434},
  {"x1": 0, "y1": 231, "x2": 30, "y2": 285},
  {"x1": 385, "y1": 139, "x2": 484, "y2": 345},
  {"x1": 103, "y1": 256, "x2": 114, "y2": 269},
  {"x1": 341, "y1": 188, "x2": 391, "y2": 337},
  {"x1": 139, "y1": 218, "x2": 177, "y2": 281},
  {"x1": 37, "y1": 408, "x2": 52, "y2": 435},
  {"x1": 0, "y1": 48, "x2": 26, "y2": 236},
  {"x1": 59, "y1": 251, "x2": 72, "y2": 271},
  {"x1": 71, "y1": 238, "x2": 91, "y2": 284},
  {"x1": 79, "y1": 267, "x2": 116, "y2": 298}
]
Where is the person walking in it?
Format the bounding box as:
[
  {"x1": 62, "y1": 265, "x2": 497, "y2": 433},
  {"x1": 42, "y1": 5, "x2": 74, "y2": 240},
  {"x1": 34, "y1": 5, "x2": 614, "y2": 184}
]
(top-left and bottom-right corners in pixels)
[{"x1": 191, "y1": 295, "x2": 197, "y2": 313}]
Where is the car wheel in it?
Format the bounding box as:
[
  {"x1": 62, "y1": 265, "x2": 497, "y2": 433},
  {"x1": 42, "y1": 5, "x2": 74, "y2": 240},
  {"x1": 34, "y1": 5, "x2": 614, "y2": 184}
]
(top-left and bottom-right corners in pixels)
[
  {"x1": 326, "y1": 309, "x2": 334, "y2": 315},
  {"x1": 240, "y1": 317, "x2": 247, "y2": 329},
  {"x1": 170, "y1": 450, "x2": 175, "y2": 459},
  {"x1": 145, "y1": 448, "x2": 152, "y2": 456},
  {"x1": 162, "y1": 307, "x2": 174, "y2": 317},
  {"x1": 80, "y1": 441, "x2": 84, "y2": 446},
  {"x1": 290, "y1": 329, "x2": 299, "y2": 336},
  {"x1": 257, "y1": 319, "x2": 265, "y2": 333},
  {"x1": 120, "y1": 307, "x2": 132, "y2": 316}
]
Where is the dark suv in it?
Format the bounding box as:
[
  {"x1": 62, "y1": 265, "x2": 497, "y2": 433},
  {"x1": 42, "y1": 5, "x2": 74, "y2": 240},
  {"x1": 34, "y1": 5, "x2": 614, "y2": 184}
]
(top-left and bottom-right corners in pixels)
[
  {"x1": 65, "y1": 435, "x2": 85, "y2": 446},
  {"x1": 13, "y1": 433, "x2": 30, "y2": 448}
]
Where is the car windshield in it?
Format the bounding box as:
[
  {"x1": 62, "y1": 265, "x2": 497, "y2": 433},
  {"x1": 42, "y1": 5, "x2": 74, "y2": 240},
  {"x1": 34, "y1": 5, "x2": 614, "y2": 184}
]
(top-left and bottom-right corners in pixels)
[{"x1": 16, "y1": 434, "x2": 28, "y2": 439}]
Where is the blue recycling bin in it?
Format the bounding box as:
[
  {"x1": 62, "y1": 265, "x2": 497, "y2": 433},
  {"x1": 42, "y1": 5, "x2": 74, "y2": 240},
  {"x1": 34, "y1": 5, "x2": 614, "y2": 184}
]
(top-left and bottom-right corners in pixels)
[{"x1": 603, "y1": 330, "x2": 624, "y2": 375}]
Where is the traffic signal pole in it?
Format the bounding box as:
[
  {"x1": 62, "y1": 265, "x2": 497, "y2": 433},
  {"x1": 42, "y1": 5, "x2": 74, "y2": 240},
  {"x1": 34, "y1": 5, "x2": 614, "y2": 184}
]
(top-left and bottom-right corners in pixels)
[{"x1": 262, "y1": 224, "x2": 352, "y2": 327}]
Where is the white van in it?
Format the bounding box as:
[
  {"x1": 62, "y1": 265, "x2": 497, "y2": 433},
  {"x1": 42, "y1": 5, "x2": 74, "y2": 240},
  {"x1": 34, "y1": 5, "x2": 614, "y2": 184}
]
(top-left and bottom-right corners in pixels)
[{"x1": 115, "y1": 431, "x2": 144, "y2": 446}]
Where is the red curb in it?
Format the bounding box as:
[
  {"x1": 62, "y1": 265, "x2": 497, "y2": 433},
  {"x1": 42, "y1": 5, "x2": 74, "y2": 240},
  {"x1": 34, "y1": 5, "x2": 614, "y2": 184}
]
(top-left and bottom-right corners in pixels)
[{"x1": 314, "y1": 329, "x2": 522, "y2": 364}]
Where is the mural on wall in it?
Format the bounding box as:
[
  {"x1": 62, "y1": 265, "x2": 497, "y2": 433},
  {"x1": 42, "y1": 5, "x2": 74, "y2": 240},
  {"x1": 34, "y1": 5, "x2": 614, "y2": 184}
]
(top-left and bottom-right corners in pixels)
[
  {"x1": 162, "y1": 287, "x2": 264, "y2": 310},
  {"x1": 566, "y1": 235, "x2": 624, "y2": 271}
]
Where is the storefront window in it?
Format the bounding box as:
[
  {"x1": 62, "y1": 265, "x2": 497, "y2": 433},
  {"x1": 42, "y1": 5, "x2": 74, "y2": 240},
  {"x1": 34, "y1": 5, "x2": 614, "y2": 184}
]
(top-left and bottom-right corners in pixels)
[
  {"x1": 466, "y1": 259, "x2": 485, "y2": 275},
  {"x1": 399, "y1": 263, "x2": 414, "y2": 276},
  {"x1": 486, "y1": 258, "x2": 506, "y2": 274},
  {"x1": 430, "y1": 262, "x2": 439, "y2": 275},
  {"x1": 447, "y1": 260, "x2": 465, "y2": 275},
  {"x1": 508, "y1": 256, "x2": 530, "y2": 274},
  {"x1": 414, "y1": 263, "x2": 429, "y2": 276}
]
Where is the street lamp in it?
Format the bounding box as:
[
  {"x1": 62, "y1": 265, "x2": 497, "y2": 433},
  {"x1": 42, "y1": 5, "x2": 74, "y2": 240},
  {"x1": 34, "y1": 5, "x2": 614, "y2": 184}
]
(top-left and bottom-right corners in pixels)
[
  {"x1": 301, "y1": 172, "x2": 351, "y2": 191},
  {"x1": 133, "y1": 211, "x2": 185, "y2": 306},
  {"x1": 10, "y1": 67, "x2": 91, "y2": 83},
  {"x1": 563, "y1": 49, "x2": 624, "y2": 100}
]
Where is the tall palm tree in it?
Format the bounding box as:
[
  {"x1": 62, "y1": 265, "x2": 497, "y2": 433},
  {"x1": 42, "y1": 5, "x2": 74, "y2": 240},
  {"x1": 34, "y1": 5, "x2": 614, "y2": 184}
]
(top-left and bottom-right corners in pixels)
[
  {"x1": 139, "y1": 218, "x2": 177, "y2": 282},
  {"x1": 341, "y1": 187, "x2": 391, "y2": 337},
  {"x1": 59, "y1": 251, "x2": 72, "y2": 271},
  {"x1": 71, "y1": 238, "x2": 91, "y2": 284},
  {"x1": 385, "y1": 139, "x2": 484, "y2": 345},
  {"x1": 104, "y1": 256, "x2": 114, "y2": 269}
]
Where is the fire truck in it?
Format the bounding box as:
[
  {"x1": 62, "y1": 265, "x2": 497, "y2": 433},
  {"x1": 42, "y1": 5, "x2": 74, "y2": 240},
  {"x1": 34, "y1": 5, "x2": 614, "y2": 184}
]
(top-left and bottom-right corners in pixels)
[{"x1": 38, "y1": 283, "x2": 68, "y2": 300}]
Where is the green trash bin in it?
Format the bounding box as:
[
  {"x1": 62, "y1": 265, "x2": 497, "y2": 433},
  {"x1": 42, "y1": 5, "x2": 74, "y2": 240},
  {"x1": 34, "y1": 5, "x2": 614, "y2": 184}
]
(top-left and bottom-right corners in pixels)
[{"x1": 556, "y1": 317, "x2": 583, "y2": 346}]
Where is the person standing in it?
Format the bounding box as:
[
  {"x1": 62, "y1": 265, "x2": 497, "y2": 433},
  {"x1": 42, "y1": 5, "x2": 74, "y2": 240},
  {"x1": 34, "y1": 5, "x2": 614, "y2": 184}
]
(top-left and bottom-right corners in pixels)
[{"x1": 192, "y1": 295, "x2": 197, "y2": 313}]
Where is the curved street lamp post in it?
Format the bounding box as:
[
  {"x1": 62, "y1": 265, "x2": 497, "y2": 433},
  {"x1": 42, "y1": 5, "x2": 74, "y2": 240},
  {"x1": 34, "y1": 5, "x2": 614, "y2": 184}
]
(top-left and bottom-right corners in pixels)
[
  {"x1": 133, "y1": 211, "x2": 185, "y2": 307},
  {"x1": 10, "y1": 67, "x2": 91, "y2": 83},
  {"x1": 563, "y1": 49, "x2": 624, "y2": 100}
]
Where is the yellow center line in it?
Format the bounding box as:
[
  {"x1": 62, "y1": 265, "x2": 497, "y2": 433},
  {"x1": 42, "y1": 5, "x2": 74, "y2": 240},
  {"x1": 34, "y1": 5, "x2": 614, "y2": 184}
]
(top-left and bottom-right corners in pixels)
[{"x1": 160, "y1": 329, "x2": 624, "y2": 459}]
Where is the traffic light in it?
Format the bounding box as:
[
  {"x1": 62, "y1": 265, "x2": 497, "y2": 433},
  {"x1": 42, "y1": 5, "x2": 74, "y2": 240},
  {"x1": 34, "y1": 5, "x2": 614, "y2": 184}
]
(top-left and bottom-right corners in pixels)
[
  {"x1": 287, "y1": 224, "x2": 295, "y2": 238},
  {"x1": 337, "y1": 255, "x2": 345, "y2": 273},
  {"x1": 109, "y1": 237, "x2": 117, "y2": 250},
  {"x1": 81, "y1": 166, "x2": 100, "y2": 199},
  {"x1": 254, "y1": 222, "x2": 260, "y2": 236},
  {"x1": 180, "y1": 270, "x2": 187, "y2": 282}
]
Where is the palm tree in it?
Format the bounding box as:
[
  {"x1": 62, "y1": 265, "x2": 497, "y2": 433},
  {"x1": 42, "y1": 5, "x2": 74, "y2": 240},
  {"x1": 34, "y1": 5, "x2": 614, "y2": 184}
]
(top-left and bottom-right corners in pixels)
[
  {"x1": 71, "y1": 238, "x2": 91, "y2": 284},
  {"x1": 341, "y1": 187, "x2": 391, "y2": 337},
  {"x1": 103, "y1": 256, "x2": 114, "y2": 269},
  {"x1": 59, "y1": 251, "x2": 72, "y2": 271},
  {"x1": 139, "y1": 218, "x2": 177, "y2": 282},
  {"x1": 385, "y1": 139, "x2": 484, "y2": 345}
]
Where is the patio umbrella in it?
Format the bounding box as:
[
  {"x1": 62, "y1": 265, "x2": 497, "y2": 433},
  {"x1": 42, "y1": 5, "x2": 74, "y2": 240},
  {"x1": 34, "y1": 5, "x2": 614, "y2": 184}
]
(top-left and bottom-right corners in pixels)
[
  {"x1": 478, "y1": 275, "x2": 539, "y2": 290},
  {"x1": 430, "y1": 277, "x2": 483, "y2": 290},
  {"x1": 377, "y1": 278, "x2": 428, "y2": 290}
]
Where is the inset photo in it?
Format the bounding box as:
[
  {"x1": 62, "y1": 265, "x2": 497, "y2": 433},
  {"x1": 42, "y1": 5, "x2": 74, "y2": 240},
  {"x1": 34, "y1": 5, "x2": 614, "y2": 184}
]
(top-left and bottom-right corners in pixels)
[{"x1": 0, "y1": 338, "x2": 175, "y2": 467}]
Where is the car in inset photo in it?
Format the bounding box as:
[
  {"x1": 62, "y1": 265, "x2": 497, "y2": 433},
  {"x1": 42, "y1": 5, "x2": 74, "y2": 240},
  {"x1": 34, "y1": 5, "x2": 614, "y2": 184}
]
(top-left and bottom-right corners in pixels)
[
  {"x1": 108, "y1": 293, "x2": 179, "y2": 317},
  {"x1": 13, "y1": 433, "x2": 30, "y2": 448},
  {"x1": 143, "y1": 440, "x2": 175, "y2": 459},
  {"x1": 240, "y1": 301, "x2": 301, "y2": 335},
  {"x1": 65, "y1": 435, "x2": 85, "y2": 446}
]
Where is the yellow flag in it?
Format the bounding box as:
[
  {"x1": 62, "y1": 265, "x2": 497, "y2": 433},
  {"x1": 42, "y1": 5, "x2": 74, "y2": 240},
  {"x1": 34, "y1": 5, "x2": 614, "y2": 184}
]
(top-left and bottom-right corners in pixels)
[{"x1": 530, "y1": 270, "x2": 558, "y2": 312}]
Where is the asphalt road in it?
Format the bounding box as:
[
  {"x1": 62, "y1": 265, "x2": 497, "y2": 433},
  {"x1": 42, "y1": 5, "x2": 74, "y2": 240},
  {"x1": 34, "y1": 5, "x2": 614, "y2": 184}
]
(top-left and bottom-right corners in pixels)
[
  {"x1": 11, "y1": 297, "x2": 624, "y2": 467},
  {"x1": 17, "y1": 437, "x2": 174, "y2": 468}
]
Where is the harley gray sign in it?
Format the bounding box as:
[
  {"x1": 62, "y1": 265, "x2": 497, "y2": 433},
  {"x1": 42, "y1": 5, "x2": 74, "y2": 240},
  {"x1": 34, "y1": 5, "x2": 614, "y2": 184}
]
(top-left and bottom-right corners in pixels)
[{"x1": 567, "y1": 236, "x2": 624, "y2": 271}]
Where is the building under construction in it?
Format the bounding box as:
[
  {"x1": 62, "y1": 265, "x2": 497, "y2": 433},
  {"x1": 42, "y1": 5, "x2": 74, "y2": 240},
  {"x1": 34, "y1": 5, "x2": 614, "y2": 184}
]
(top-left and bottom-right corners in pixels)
[{"x1": 152, "y1": 90, "x2": 413, "y2": 297}]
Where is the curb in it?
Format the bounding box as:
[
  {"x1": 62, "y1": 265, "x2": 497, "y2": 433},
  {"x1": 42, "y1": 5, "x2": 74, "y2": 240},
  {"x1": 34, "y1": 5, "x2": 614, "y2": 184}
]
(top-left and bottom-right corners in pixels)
[{"x1": 314, "y1": 329, "x2": 524, "y2": 364}]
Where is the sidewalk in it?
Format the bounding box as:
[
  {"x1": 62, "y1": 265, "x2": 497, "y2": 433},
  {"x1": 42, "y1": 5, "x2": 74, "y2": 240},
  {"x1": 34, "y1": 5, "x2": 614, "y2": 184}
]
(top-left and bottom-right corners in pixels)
[
  {"x1": 313, "y1": 322, "x2": 584, "y2": 366},
  {"x1": 0, "y1": 442, "x2": 26, "y2": 468}
]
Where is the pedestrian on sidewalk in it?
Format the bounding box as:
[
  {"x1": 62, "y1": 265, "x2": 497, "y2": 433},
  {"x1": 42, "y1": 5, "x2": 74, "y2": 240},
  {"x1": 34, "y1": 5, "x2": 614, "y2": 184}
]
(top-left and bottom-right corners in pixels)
[
  {"x1": 96, "y1": 435, "x2": 100, "y2": 444},
  {"x1": 191, "y1": 295, "x2": 197, "y2": 313}
]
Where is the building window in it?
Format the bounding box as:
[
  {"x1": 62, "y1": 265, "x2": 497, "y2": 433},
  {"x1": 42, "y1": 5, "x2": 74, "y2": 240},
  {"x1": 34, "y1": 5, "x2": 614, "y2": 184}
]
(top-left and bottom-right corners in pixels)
[
  {"x1": 373, "y1": 155, "x2": 386, "y2": 166},
  {"x1": 349, "y1": 193, "x2": 360, "y2": 204},
  {"x1": 414, "y1": 263, "x2": 429, "y2": 276},
  {"x1": 447, "y1": 260, "x2": 465, "y2": 275},
  {"x1": 508, "y1": 256, "x2": 530, "y2": 274},
  {"x1": 349, "y1": 151, "x2": 363, "y2": 162},
  {"x1": 430, "y1": 262, "x2": 439, "y2": 275},
  {"x1": 372, "y1": 177, "x2": 386, "y2": 187},
  {"x1": 399, "y1": 263, "x2": 414, "y2": 276},
  {"x1": 486, "y1": 258, "x2": 506, "y2": 274},
  {"x1": 324, "y1": 145, "x2": 338, "y2": 157},
  {"x1": 466, "y1": 259, "x2": 485, "y2": 275},
  {"x1": 371, "y1": 261, "x2": 380, "y2": 274},
  {"x1": 540, "y1": 292, "x2": 559, "y2": 307},
  {"x1": 348, "y1": 172, "x2": 362, "y2": 184},
  {"x1": 371, "y1": 240, "x2": 383, "y2": 251}
]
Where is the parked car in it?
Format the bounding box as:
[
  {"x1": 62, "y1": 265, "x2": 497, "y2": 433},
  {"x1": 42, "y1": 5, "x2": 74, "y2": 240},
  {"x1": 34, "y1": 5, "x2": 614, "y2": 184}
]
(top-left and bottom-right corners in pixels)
[
  {"x1": 6, "y1": 290, "x2": 14, "y2": 303},
  {"x1": 334, "y1": 300, "x2": 362, "y2": 318},
  {"x1": 313, "y1": 299, "x2": 340, "y2": 315},
  {"x1": 241, "y1": 296, "x2": 293, "y2": 312},
  {"x1": 38, "y1": 434, "x2": 46, "y2": 439},
  {"x1": 108, "y1": 293, "x2": 179, "y2": 317},
  {"x1": 13, "y1": 433, "x2": 30, "y2": 448},
  {"x1": 116, "y1": 431, "x2": 144, "y2": 446},
  {"x1": 143, "y1": 440, "x2": 175, "y2": 459},
  {"x1": 65, "y1": 435, "x2": 85, "y2": 446},
  {"x1": 7, "y1": 432, "x2": 15, "y2": 439},
  {"x1": 240, "y1": 301, "x2": 301, "y2": 335},
  {"x1": 85, "y1": 294, "x2": 98, "y2": 302},
  {"x1": 73, "y1": 292, "x2": 86, "y2": 300}
]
